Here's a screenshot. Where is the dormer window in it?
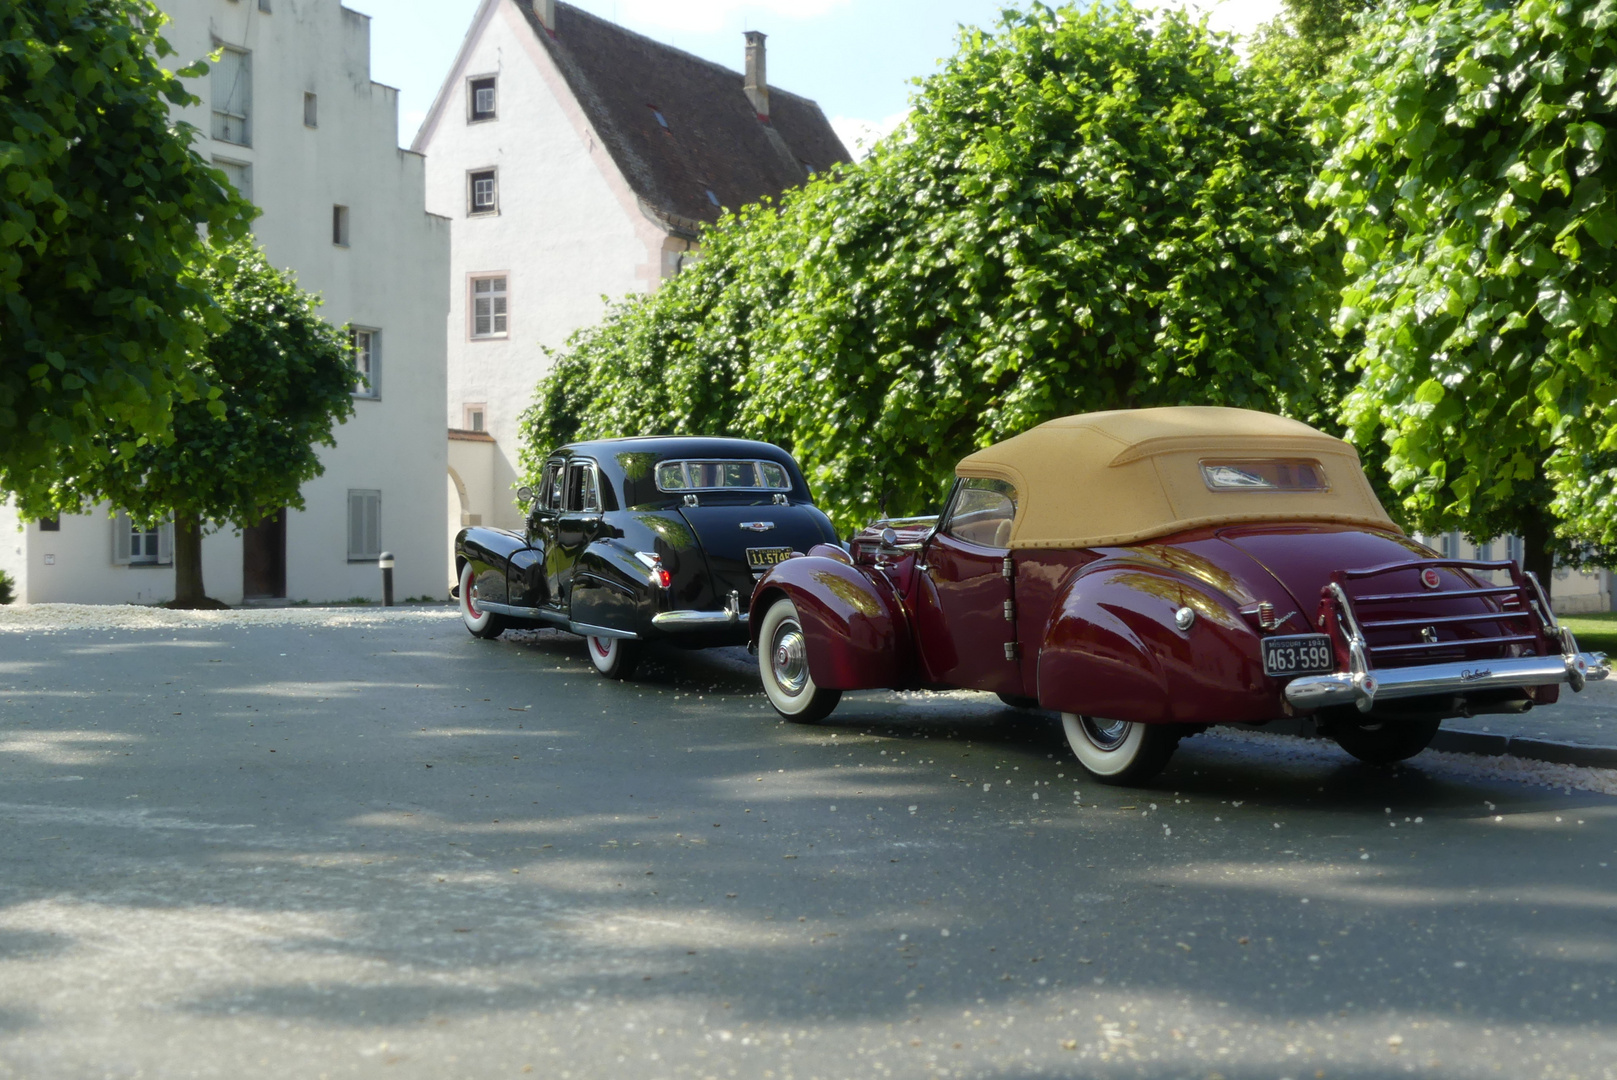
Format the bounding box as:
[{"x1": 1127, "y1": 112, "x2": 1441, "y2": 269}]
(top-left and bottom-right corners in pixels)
[
  {"x1": 649, "y1": 106, "x2": 669, "y2": 129},
  {"x1": 469, "y1": 76, "x2": 496, "y2": 122}
]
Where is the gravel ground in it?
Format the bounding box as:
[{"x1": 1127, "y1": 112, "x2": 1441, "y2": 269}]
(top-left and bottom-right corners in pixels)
[
  {"x1": 0, "y1": 602, "x2": 459, "y2": 633},
  {"x1": 5, "y1": 604, "x2": 1614, "y2": 792}
]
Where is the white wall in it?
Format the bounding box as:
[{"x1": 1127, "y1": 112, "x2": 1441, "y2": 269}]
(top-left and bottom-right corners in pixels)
[
  {"x1": 418, "y1": 0, "x2": 669, "y2": 532},
  {"x1": 2, "y1": 0, "x2": 451, "y2": 605}
]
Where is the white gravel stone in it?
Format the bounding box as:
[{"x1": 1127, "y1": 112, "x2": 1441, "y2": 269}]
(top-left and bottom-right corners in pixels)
[{"x1": 0, "y1": 602, "x2": 458, "y2": 633}]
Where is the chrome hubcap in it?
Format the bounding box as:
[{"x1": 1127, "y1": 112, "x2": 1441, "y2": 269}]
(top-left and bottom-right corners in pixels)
[
  {"x1": 1080, "y1": 716, "x2": 1131, "y2": 751},
  {"x1": 770, "y1": 620, "x2": 809, "y2": 695}
]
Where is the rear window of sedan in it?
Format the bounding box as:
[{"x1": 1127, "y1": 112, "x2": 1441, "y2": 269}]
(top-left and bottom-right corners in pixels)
[{"x1": 655, "y1": 460, "x2": 791, "y2": 492}]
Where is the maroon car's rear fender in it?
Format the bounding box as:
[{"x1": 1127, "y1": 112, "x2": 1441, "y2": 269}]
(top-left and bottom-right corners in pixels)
[
  {"x1": 1037, "y1": 562, "x2": 1277, "y2": 724},
  {"x1": 750, "y1": 556, "x2": 912, "y2": 690}
]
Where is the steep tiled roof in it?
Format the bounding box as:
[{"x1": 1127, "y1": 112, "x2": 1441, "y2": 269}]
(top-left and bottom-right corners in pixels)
[{"x1": 517, "y1": 1, "x2": 849, "y2": 236}]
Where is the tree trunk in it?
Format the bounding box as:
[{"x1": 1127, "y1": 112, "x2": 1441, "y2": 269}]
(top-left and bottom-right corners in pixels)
[
  {"x1": 169, "y1": 515, "x2": 212, "y2": 609},
  {"x1": 1521, "y1": 510, "x2": 1555, "y2": 594}
]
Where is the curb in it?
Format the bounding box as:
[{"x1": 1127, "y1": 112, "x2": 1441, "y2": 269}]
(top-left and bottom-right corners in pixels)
[{"x1": 1235, "y1": 719, "x2": 1617, "y2": 770}]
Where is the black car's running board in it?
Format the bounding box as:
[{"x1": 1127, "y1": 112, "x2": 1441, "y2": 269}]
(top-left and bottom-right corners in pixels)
[{"x1": 472, "y1": 599, "x2": 642, "y2": 640}]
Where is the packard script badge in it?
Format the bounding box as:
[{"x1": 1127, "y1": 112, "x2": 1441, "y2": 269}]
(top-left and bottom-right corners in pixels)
[{"x1": 1420, "y1": 568, "x2": 1442, "y2": 590}]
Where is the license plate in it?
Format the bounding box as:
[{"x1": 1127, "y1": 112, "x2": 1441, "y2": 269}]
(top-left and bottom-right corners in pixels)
[
  {"x1": 746, "y1": 546, "x2": 793, "y2": 570},
  {"x1": 1262, "y1": 634, "x2": 1335, "y2": 677}
]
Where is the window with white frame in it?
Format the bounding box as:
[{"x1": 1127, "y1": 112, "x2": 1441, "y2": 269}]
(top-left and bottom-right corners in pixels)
[
  {"x1": 471, "y1": 275, "x2": 507, "y2": 338},
  {"x1": 349, "y1": 328, "x2": 378, "y2": 397},
  {"x1": 463, "y1": 404, "x2": 487, "y2": 432},
  {"x1": 332, "y1": 204, "x2": 350, "y2": 246},
  {"x1": 347, "y1": 490, "x2": 381, "y2": 561},
  {"x1": 468, "y1": 169, "x2": 497, "y2": 215},
  {"x1": 210, "y1": 45, "x2": 252, "y2": 145},
  {"x1": 469, "y1": 76, "x2": 497, "y2": 122},
  {"x1": 112, "y1": 511, "x2": 173, "y2": 566}
]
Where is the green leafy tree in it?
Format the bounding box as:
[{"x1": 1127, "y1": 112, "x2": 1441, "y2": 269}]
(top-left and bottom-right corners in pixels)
[
  {"x1": 525, "y1": 3, "x2": 1337, "y2": 533},
  {"x1": 50, "y1": 241, "x2": 356, "y2": 607},
  {"x1": 1313, "y1": 0, "x2": 1617, "y2": 582},
  {"x1": 1, "y1": 0, "x2": 251, "y2": 508},
  {"x1": 1251, "y1": 0, "x2": 1383, "y2": 83}
]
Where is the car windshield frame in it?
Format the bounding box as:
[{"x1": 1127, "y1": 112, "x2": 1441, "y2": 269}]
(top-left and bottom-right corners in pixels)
[{"x1": 654, "y1": 458, "x2": 792, "y2": 493}]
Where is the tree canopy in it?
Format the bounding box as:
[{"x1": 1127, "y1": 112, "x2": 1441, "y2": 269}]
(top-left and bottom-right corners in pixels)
[
  {"x1": 0, "y1": 0, "x2": 249, "y2": 510},
  {"x1": 1312, "y1": 0, "x2": 1617, "y2": 579},
  {"x1": 523, "y1": 3, "x2": 1336, "y2": 533},
  {"x1": 52, "y1": 240, "x2": 356, "y2": 606}
]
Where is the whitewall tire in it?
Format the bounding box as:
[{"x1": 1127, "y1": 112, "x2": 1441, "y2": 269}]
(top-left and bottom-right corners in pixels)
[
  {"x1": 1061, "y1": 714, "x2": 1181, "y2": 786},
  {"x1": 459, "y1": 562, "x2": 507, "y2": 640},
  {"x1": 587, "y1": 634, "x2": 641, "y2": 680},
  {"x1": 758, "y1": 597, "x2": 841, "y2": 723}
]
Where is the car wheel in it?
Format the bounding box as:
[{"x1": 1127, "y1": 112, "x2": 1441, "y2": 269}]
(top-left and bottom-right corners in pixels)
[
  {"x1": 1329, "y1": 717, "x2": 1440, "y2": 765},
  {"x1": 1061, "y1": 714, "x2": 1181, "y2": 785},
  {"x1": 996, "y1": 692, "x2": 1040, "y2": 710},
  {"x1": 758, "y1": 597, "x2": 841, "y2": 723},
  {"x1": 459, "y1": 562, "x2": 508, "y2": 640},
  {"x1": 587, "y1": 634, "x2": 641, "y2": 680}
]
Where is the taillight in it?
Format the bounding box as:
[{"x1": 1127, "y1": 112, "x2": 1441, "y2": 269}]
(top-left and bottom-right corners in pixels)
[{"x1": 635, "y1": 550, "x2": 671, "y2": 588}]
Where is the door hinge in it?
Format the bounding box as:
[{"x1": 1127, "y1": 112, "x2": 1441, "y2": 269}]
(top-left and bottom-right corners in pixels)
[
  {"x1": 1003, "y1": 641, "x2": 1021, "y2": 661},
  {"x1": 1003, "y1": 599, "x2": 1016, "y2": 622},
  {"x1": 1002, "y1": 555, "x2": 1014, "y2": 581}
]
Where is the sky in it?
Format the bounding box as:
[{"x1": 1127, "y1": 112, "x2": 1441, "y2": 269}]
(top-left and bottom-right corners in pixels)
[{"x1": 341, "y1": 0, "x2": 1287, "y2": 153}]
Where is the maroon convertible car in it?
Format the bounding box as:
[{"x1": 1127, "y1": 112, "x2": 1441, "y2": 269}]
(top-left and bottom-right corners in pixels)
[{"x1": 748, "y1": 407, "x2": 1608, "y2": 784}]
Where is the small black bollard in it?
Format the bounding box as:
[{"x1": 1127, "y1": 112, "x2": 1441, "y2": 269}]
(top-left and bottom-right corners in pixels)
[{"x1": 378, "y1": 550, "x2": 395, "y2": 607}]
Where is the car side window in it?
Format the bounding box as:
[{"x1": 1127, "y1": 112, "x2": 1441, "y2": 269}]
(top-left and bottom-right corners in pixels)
[
  {"x1": 565, "y1": 462, "x2": 600, "y2": 513},
  {"x1": 539, "y1": 463, "x2": 563, "y2": 512},
  {"x1": 943, "y1": 478, "x2": 1018, "y2": 548}
]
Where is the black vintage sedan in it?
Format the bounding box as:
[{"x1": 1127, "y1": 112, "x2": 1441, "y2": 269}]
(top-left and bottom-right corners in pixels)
[{"x1": 452, "y1": 436, "x2": 840, "y2": 678}]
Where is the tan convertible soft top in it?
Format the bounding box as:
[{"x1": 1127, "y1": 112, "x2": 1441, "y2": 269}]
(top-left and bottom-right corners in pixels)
[{"x1": 955, "y1": 407, "x2": 1397, "y2": 550}]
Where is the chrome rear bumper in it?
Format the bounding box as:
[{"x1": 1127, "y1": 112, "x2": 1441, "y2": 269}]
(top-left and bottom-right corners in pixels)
[
  {"x1": 1284, "y1": 648, "x2": 1608, "y2": 711},
  {"x1": 651, "y1": 591, "x2": 742, "y2": 632}
]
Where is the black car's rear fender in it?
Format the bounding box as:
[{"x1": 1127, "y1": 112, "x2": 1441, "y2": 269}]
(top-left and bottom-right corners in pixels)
[{"x1": 572, "y1": 540, "x2": 659, "y2": 634}]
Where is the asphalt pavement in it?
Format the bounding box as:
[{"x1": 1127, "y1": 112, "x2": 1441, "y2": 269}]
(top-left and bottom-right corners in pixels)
[{"x1": 1, "y1": 611, "x2": 1614, "y2": 1080}]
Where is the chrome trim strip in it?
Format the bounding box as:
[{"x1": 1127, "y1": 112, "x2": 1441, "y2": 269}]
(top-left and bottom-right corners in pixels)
[
  {"x1": 570, "y1": 621, "x2": 639, "y2": 641},
  {"x1": 1285, "y1": 651, "x2": 1609, "y2": 709},
  {"x1": 477, "y1": 600, "x2": 567, "y2": 625}
]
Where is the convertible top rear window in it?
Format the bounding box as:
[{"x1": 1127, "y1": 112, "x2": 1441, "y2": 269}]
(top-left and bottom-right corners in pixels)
[
  {"x1": 656, "y1": 460, "x2": 790, "y2": 493},
  {"x1": 1201, "y1": 459, "x2": 1329, "y2": 493}
]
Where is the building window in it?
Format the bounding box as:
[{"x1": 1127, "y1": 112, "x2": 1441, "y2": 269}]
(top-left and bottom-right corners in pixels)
[
  {"x1": 303, "y1": 92, "x2": 318, "y2": 128},
  {"x1": 470, "y1": 275, "x2": 507, "y2": 337},
  {"x1": 464, "y1": 404, "x2": 486, "y2": 432},
  {"x1": 332, "y1": 204, "x2": 350, "y2": 246},
  {"x1": 112, "y1": 511, "x2": 172, "y2": 566},
  {"x1": 211, "y1": 45, "x2": 252, "y2": 146},
  {"x1": 347, "y1": 490, "x2": 382, "y2": 561},
  {"x1": 39, "y1": 515, "x2": 60, "y2": 532},
  {"x1": 258, "y1": 0, "x2": 271, "y2": 11},
  {"x1": 469, "y1": 76, "x2": 497, "y2": 122},
  {"x1": 468, "y1": 169, "x2": 497, "y2": 215},
  {"x1": 349, "y1": 327, "x2": 378, "y2": 397},
  {"x1": 213, "y1": 158, "x2": 252, "y2": 202}
]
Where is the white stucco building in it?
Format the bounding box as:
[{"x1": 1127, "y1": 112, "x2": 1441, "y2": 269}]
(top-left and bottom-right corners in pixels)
[
  {"x1": 414, "y1": 0, "x2": 847, "y2": 546},
  {"x1": 0, "y1": 0, "x2": 450, "y2": 606}
]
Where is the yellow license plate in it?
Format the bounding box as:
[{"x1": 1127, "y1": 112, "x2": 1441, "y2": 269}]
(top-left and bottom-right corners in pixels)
[{"x1": 746, "y1": 546, "x2": 793, "y2": 569}]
